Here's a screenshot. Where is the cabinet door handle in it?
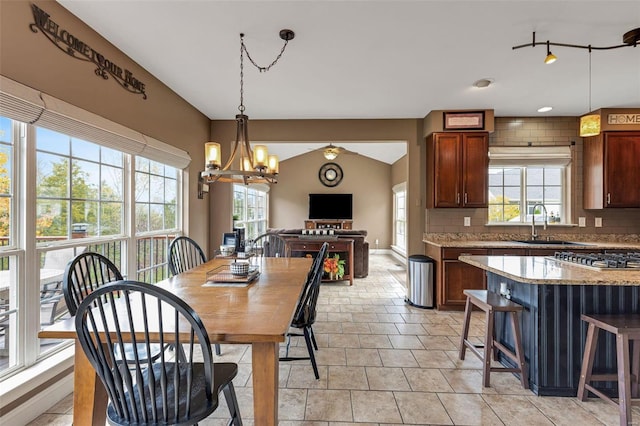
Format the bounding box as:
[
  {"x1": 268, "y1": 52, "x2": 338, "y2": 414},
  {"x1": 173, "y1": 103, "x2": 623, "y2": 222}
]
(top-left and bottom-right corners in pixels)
[
  {"x1": 464, "y1": 193, "x2": 468, "y2": 204},
  {"x1": 456, "y1": 193, "x2": 460, "y2": 204},
  {"x1": 607, "y1": 193, "x2": 611, "y2": 205}
]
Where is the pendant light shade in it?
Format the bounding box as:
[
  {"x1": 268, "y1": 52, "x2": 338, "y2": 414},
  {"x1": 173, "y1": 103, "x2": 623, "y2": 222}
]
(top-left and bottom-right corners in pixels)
[{"x1": 579, "y1": 114, "x2": 601, "y2": 137}]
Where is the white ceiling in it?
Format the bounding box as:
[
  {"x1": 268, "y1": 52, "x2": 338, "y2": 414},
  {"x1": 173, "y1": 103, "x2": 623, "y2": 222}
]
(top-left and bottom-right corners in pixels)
[{"x1": 57, "y1": 0, "x2": 640, "y2": 163}]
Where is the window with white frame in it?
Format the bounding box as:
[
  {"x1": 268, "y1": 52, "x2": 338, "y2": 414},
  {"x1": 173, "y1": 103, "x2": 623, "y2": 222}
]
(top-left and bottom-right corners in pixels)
[
  {"x1": 233, "y1": 184, "x2": 268, "y2": 241},
  {"x1": 0, "y1": 117, "x2": 18, "y2": 372},
  {"x1": 135, "y1": 158, "x2": 179, "y2": 284},
  {"x1": 36, "y1": 127, "x2": 125, "y2": 240},
  {"x1": 392, "y1": 183, "x2": 406, "y2": 253},
  {"x1": 0, "y1": 78, "x2": 190, "y2": 379},
  {"x1": 487, "y1": 146, "x2": 572, "y2": 224}
]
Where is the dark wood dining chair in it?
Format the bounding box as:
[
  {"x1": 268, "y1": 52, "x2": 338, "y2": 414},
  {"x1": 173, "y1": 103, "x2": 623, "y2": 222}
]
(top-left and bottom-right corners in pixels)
[
  {"x1": 249, "y1": 232, "x2": 289, "y2": 258},
  {"x1": 279, "y1": 242, "x2": 328, "y2": 379},
  {"x1": 168, "y1": 236, "x2": 222, "y2": 356},
  {"x1": 74, "y1": 280, "x2": 242, "y2": 426}
]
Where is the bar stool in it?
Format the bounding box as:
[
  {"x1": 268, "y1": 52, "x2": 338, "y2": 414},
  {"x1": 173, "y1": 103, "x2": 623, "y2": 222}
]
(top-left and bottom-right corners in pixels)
[
  {"x1": 459, "y1": 289, "x2": 528, "y2": 389},
  {"x1": 577, "y1": 314, "x2": 640, "y2": 426}
]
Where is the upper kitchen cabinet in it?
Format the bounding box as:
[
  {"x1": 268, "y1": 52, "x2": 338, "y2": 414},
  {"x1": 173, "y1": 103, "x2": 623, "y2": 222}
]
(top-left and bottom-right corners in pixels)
[
  {"x1": 583, "y1": 131, "x2": 640, "y2": 209},
  {"x1": 426, "y1": 132, "x2": 489, "y2": 208}
]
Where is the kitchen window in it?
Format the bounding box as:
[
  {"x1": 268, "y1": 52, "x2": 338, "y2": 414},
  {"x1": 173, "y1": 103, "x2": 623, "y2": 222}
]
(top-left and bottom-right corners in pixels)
[{"x1": 487, "y1": 146, "x2": 572, "y2": 225}]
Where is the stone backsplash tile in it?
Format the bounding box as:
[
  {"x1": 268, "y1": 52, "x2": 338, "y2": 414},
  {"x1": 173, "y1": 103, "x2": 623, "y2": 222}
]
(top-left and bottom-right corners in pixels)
[{"x1": 423, "y1": 232, "x2": 640, "y2": 243}]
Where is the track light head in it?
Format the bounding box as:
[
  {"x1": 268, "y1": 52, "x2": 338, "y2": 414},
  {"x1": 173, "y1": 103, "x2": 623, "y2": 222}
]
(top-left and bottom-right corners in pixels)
[{"x1": 544, "y1": 41, "x2": 557, "y2": 64}]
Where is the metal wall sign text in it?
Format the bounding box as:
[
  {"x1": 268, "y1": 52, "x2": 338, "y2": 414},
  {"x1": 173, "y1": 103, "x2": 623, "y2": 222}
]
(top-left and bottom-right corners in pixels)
[
  {"x1": 608, "y1": 114, "x2": 640, "y2": 125},
  {"x1": 29, "y1": 4, "x2": 147, "y2": 99}
]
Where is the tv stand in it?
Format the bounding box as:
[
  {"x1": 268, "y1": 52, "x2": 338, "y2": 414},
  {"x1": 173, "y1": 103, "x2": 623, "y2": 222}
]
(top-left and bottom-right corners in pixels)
[{"x1": 304, "y1": 219, "x2": 353, "y2": 230}]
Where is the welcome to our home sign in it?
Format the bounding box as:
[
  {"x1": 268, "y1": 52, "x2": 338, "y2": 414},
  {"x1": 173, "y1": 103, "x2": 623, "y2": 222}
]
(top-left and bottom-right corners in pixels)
[{"x1": 29, "y1": 3, "x2": 147, "y2": 99}]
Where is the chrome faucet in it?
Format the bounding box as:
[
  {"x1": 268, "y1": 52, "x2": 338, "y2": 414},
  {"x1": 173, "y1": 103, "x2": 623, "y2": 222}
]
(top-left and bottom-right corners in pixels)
[{"x1": 531, "y1": 203, "x2": 548, "y2": 240}]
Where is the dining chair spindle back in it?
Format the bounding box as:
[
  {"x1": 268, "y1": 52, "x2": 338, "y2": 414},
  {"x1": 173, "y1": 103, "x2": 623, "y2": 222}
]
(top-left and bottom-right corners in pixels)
[
  {"x1": 74, "y1": 280, "x2": 242, "y2": 426},
  {"x1": 280, "y1": 242, "x2": 328, "y2": 379},
  {"x1": 168, "y1": 236, "x2": 222, "y2": 356}
]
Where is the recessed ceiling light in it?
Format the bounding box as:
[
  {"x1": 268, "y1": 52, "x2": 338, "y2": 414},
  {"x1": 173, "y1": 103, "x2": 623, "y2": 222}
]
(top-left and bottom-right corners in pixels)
[
  {"x1": 472, "y1": 78, "x2": 493, "y2": 88},
  {"x1": 537, "y1": 106, "x2": 553, "y2": 112}
]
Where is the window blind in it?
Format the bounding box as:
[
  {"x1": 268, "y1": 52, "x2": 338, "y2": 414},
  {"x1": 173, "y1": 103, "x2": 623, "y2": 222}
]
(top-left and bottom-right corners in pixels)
[
  {"x1": 488, "y1": 145, "x2": 572, "y2": 167},
  {"x1": 0, "y1": 75, "x2": 191, "y2": 169}
]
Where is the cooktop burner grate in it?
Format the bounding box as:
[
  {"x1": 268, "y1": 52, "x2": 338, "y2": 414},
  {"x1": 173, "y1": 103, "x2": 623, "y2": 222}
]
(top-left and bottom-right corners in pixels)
[{"x1": 549, "y1": 251, "x2": 640, "y2": 270}]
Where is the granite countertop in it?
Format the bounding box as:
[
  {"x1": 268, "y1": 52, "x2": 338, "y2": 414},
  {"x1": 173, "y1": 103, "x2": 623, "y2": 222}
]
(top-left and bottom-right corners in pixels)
[{"x1": 459, "y1": 255, "x2": 640, "y2": 286}]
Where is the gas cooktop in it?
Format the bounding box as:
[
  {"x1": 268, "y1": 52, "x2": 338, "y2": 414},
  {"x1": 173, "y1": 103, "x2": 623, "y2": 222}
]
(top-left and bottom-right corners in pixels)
[{"x1": 548, "y1": 251, "x2": 640, "y2": 271}]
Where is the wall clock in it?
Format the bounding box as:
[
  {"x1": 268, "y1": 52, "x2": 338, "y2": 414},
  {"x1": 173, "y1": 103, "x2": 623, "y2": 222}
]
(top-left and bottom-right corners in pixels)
[{"x1": 318, "y1": 162, "x2": 343, "y2": 187}]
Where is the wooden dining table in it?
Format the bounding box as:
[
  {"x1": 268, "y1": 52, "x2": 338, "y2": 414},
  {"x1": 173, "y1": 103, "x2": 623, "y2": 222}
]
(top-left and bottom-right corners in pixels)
[{"x1": 38, "y1": 256, "x2": 312, "y2": 426}]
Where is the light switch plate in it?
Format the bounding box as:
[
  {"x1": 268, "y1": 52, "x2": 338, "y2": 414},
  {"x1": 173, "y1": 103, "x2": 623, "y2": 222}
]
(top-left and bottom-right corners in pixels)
[
  {"x1": 578, "y1": 217, "x2": 586, "y2": 227},
  {"x1": 464, "y1": 217, "x2": 471, "y2": 227},
  {"x1": 595, "y1": 217, "x2": 603, "y2": 227}
]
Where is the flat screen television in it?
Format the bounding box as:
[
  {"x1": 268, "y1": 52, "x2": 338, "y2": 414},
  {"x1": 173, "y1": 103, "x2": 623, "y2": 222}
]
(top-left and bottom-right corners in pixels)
[{"x1": 308, "y1": 193, "x2": 353, "y2": 220}]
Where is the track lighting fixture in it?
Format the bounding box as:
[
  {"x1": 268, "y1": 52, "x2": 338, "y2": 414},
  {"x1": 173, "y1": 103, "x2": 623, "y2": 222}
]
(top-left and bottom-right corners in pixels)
[{"x1": 513, "y1": 28, "x2": 640, "y2": 63}]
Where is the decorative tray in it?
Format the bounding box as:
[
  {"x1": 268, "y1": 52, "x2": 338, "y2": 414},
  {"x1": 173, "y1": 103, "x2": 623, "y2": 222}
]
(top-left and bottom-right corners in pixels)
[
  {"x1": 298, "y1": 235, "x2": 338, "y2": 241},
  {"x1": 203, "y1": 265, "x2": 260, "y2": 286},
  {"x1": 214, "y1": 252, "x2": 255, "y2": 260}
]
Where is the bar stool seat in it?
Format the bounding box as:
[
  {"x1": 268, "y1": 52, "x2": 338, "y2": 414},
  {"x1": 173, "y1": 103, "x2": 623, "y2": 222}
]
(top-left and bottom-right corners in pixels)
[
  {"x1": 577, "y1": 314, "x2": 640, "y2": 426},
  {"x1": 459, "y1": 289, "x2": 528, "y2": 389}
]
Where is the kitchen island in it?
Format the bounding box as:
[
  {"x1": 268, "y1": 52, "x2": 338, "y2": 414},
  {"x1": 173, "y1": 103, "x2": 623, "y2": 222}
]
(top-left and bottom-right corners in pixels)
[{"x1": 459, "y1": 255, "x2": 640, "y2": 396}]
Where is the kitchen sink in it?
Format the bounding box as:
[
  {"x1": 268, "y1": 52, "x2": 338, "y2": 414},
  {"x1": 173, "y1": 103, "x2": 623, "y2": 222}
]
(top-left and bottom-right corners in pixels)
[{"x1": 512, "y1": 240, "x2": 591, "y2": 246}]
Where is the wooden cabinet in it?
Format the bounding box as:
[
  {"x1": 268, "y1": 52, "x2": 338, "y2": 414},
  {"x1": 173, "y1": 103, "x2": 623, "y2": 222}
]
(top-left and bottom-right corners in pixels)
[
  {"x1": 304, "y1": 220, "x2": 353, "y2": 230},
  {"x1": 286, "y1": 238, "x2": 354, "y2": 285},
  {"x1": 583, "y1": 131, "x2": 640, "y2": 209},
  {"x1": 424, "y1": 245, "x2": 488, "y2": 310},
  {"x1": 426, "y1": 132, "x2": 488, "y2": 208}
]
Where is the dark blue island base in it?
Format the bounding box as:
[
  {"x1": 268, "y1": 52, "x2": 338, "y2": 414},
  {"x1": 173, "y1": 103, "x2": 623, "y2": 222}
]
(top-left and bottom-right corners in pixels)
[{"x1": 487, "y1": 272, "x2": 640, "y2": 397}]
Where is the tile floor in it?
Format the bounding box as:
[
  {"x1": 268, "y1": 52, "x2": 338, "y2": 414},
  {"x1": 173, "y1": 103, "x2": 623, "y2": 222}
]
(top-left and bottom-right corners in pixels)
[{"x1": 28, "y1": 254, "x2": 639, "y2": 425}]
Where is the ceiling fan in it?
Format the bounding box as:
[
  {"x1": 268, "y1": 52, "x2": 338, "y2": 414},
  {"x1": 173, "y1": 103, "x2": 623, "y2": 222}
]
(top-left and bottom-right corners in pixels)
[{"x1": 312, "y1": 143, "x2": 359, "y2": 160}]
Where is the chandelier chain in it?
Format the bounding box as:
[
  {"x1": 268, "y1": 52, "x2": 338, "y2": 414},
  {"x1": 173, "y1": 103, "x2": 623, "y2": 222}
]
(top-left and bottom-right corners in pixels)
[
  {"x1": 239, "y1": 35, "x2": 245, "y2": 112},
  {"x1": 241, "y1": 38, "x2": 290, "y2": 73},
  {"x1": 238, "y1": 33, "x2": 291, "y2": 113}
]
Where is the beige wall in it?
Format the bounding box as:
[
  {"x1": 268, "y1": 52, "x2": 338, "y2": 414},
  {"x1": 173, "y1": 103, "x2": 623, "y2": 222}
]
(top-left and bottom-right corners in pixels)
[
  {"x1": 0, "y1": 1, "x2": 212, "y2": 250},
  {"x1": 209, "y1": 119, "x2": 425, "y2": 256},
  {"x1": 270, "y1": 150, "x2": 392, "y2": 247},
  {"x1": 391, "y1": 154, "x2": 408, "y2": 186},
  {"x1": 426, "y1": 116, "x2": 640, "y2": 235}
]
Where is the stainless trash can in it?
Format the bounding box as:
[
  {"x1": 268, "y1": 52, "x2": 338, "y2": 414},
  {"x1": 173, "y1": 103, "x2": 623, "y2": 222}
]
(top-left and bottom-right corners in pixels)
[{"x1": 405, "y1": 255, "x2": 435, "y2": 309}]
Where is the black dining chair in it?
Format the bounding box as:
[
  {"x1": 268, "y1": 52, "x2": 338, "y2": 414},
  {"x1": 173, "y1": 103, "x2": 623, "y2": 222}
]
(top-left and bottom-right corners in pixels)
[
  {"x1": 75, "y1": 280, "x2": 242, "y2": 426},
  {"x1": 63, "y1": 251, "x2": 174, "y2": 366},
  {"x1": 63, "y1": 252, "x2": 124, "y2": 316},
  {"x1": 168, "y1": 236, "x2": 207, "y2": 276},
  {"x1": 279, "y1": 242, "x2": 328, "y2": 379},
  {"x1": 249, "y1": 232, "x2": 289, "y2": 258},
  {"x1": 168, "y1": 236, "x2": 222, "y2": 356}
]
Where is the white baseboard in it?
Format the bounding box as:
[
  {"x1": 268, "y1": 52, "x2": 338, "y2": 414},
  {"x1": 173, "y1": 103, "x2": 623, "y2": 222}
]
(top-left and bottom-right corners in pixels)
[{"x1": 370, "y1": 249, "x2": 407, "y2": 265}]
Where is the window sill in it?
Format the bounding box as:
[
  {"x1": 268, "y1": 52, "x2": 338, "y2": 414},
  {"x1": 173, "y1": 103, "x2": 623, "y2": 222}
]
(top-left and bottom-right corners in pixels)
[
  {"x1": 485, "y1": 223, "x2": 578, "y2": 227},
  {"x1": 1, "y1": 346, "x2": 74, "y2": 411}
]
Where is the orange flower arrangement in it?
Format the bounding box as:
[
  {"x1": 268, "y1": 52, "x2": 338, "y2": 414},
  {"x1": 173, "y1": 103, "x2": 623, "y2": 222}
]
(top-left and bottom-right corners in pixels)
[{"x1": 323, "y1": 254, "x2": 345, "y2": 279}]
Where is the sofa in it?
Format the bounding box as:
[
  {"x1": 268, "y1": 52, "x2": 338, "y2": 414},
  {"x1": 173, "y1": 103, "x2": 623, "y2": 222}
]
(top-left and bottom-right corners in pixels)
[{"x1": 268, "y1": 228, "x2": 369, "y2": 278}]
